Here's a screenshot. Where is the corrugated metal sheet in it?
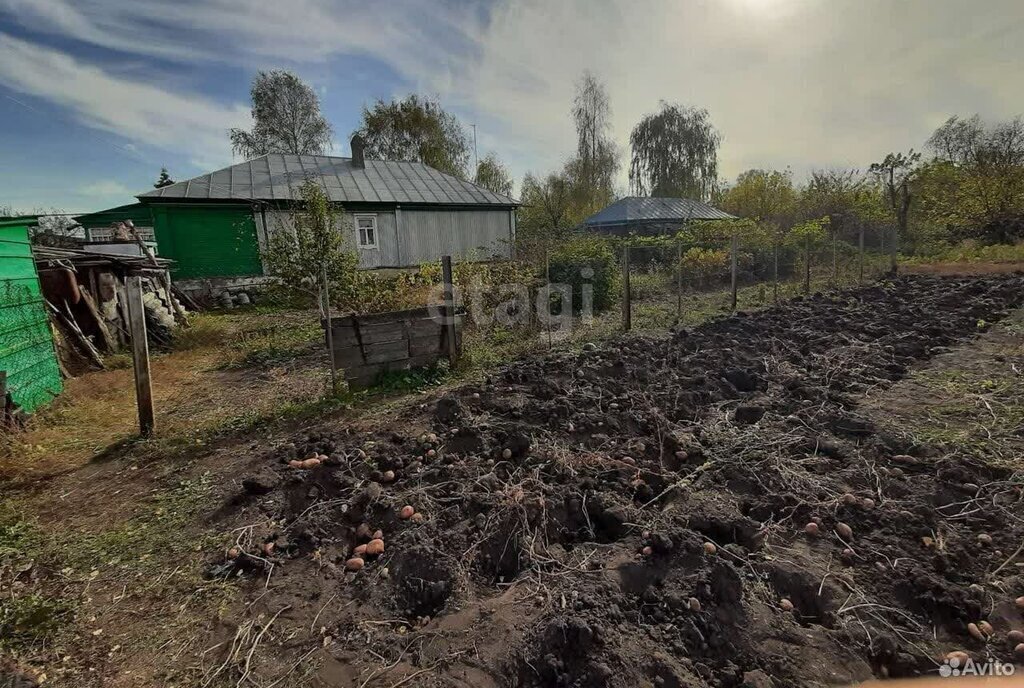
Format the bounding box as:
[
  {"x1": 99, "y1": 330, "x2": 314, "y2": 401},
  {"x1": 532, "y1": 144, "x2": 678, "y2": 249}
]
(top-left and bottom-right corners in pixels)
[
  {"x1": 582, "y1": 197, "x2": 735, "y2": 227},
  {"x1": 399, "y1": 209, "x2": 513, "y2": 265},
  {"x1": 0, "y1": 218, "x2": 62, "y2": 412},
  {"x1": 258, "y1": 210, "x2": 402, "y2": 269},
  {"x1": 139, "y1": 155, "x2": 518, "y2": 207}
]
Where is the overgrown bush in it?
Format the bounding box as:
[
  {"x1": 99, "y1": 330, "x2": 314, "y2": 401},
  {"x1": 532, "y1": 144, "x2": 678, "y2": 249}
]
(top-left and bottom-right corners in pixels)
[
  {"x1": 548, "y1": 236, "x2": 618, "y2": 313},
  {"x1": 679, "y1": 247, "x2": 730, "y2": 288}
]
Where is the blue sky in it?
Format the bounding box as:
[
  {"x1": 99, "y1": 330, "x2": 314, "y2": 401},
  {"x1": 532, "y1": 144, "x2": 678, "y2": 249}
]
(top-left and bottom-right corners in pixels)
[{"x1": 1, "y1": 0, "x2": 1022, "y2": 214}]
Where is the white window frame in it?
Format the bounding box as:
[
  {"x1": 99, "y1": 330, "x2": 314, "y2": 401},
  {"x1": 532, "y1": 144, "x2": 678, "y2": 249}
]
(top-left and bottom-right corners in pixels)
[
  {"x1": 355, "y1": 214, "x2": 378, "y2": 249},
  {"x1": 87, "y1": 226, "x2": 156, "y2": 242}
]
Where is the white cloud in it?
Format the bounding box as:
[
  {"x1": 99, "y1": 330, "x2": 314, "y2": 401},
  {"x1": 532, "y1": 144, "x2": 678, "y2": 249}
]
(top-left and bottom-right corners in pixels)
[
  {"x1": 0, "y1": 32, "x2": 249, "y2": 169},
  {"x1": 77, "y1": 179, "x2": 131, "y2": 197},
  {"x1": 1, "y1": 0, "x2": 1022, "y2": 192}
]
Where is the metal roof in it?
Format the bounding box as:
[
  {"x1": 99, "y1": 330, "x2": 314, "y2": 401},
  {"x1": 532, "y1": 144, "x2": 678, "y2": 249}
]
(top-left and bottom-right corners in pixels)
[
  {"x1": 138, "y1": 155, "x2": 517, "y2": 207},
  {"x1": 581, "y1": 197, "x2": 735, "y2": 227}
]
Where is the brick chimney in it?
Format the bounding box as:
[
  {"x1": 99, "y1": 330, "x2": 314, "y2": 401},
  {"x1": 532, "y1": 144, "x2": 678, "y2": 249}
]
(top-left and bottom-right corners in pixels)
[{"x1": 350, "y1": 134, "x2": 365, "y2": 169}]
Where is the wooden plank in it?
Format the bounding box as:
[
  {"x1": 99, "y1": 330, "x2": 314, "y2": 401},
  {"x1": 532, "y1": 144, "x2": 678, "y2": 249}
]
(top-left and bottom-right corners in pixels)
[
  {"x1": 332, "y1": 345, "x2": 366, "y2": 367},
  {"x1": 358, "y1": 321, "x2": 406, "y2": 344},
  {"x1": 361, "y1": 339, "x2": 409, "y2": 364},
  {"x1": 125, "y1": 276, "x2": 155, "y2": 437},
  {"x1": 409, "y1": 332, "x2": 444, "y2": 357},
  {"x1": 407, "y1": 318, "x2": 443, "y2": 338},
  {"x1": 78, "y1": 288, "x2": 118, "y2": 353}
]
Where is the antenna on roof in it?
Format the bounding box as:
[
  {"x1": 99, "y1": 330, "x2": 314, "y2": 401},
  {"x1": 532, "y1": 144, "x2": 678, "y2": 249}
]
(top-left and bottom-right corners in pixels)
[{"x1": 471, "y1": 124, "x2": 478, "y2": 176}]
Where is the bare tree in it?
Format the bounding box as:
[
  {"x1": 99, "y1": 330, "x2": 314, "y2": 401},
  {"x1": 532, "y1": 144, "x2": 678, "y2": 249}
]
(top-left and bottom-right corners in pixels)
[
  {"x1": 230, "y1": 70, "x2": 333, "y2": 158},
  {"x1": 629, "y1": 102, "x2": 720, "y2": 199},
  {"x1": 570, "y1": 71, "x2": 618, "y2": 212}
]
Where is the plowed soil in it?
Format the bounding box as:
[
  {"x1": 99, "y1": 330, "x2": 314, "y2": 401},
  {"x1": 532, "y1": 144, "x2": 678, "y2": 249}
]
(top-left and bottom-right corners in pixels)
[{"x1": 217, "y1": 274, "x2": 1024, "y2": 687}]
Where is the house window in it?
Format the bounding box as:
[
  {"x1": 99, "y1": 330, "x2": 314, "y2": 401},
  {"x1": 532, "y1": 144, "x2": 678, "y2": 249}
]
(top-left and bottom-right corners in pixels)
[
  {"x1": 87, "y1": 226, "x2": 156, "y2": 242},
  {"x1": 355, "y1": 214, "x2": 378, "y2": 249}
]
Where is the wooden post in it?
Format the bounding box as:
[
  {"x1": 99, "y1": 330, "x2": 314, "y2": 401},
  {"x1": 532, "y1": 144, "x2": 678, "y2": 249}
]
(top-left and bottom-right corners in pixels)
[
  {"x1": 125, "y1": 275, "x2": 155, "y2": 437},
  {"x1": 621, "y1": 245, "x2": 631, "y2": 332},
  {"x1": 858, "y1": 223, "x2": 865, "y2": 284},
  {"x1": 803, "y1": 236, "x2": 811, "y2": 294},
  {"x1": 321, "y1": 264, "x2": 338, "y2": 396},
  {"x1": 772, "y1": 238, "x2": 779, "y2": 302},
  {"x1": 730, "y1": 232, "x2": 738, "y2": 311},
  {"x1": 675, "y1": 242, "x2": 683, "y2": 319},
  {"x1": 441, "y1": 256, "x2": 458, "y2": 366}
]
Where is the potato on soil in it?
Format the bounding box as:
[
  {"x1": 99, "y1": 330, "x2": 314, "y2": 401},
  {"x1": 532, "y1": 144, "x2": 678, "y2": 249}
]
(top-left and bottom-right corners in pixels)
[
  {"x1": 354, "y1": 544, "x2": 367, "y2": 556},
  {"x1": 702, "y1": 542, "x2": 717, "y2": 555},
  {"x1": 835, "y1": 523, "x2": 853, "y2": 540},
  {"x1": 804, "y1": 522, "x2": 820, "y2": 536},
  {"x1": 300, "y1": 458, "x2": 321, "y2": 469},
  {"x1": 411, "y1": 512, "x2": 425, "y2": 523},
  {"x1": 366, "y1": 539, "x2": 385, "y2": 556},
  {"x1": 978, "y1": 620, "x2": 994, "y2": 637},
  {"x1": 688, "y1": 597, "x2": 701, "y2": 612},
  {"x1": 780, "y1": 598, "x2": 794, "y2": 612},
  {"x1": 227, "y1": 546, "x2": 241, "y2": 559},
  {"x1": 945, "y1": 651, "x2": 970, "y2": 664},
  {"x1": 967, "y1": 622, "x2": 985, "y2": 642},
  {"x1": 1008, "y1": 630, "x2": 1024, "y2": 645},
  {"x1": 1016, "y1": 596, "x2": 1024, "y2": 611},
  {"x1": 501, "y1": 448, "x2": 512, "y2": 460},
  {"x1": 641, "y1": 546, "x2": 653, "y2": 557},
  {"x1": 288, "y1": 460, "x2": 302, "y2": 469},
  {"x1": 345, "y1": 557, "x2": 365, "y2": 571},
  {"x1": 382, "y1": 470, "x2": 396, "y2": 483},
  {"x1": 861, "y1": 498, "x2": 875, "y2": 509},
  {"x1": 1015, "y1": 643, "x2": 1024, "y2": 659},
  {"x1": 841, "y1": 493, "x2": 857, "y2": 505},
  {"x1": 977, "y1": 533, "x2": 993, "y2": 545},
  {"x1": 372, "y1": 529, "x2": 383, "y2": 540}
]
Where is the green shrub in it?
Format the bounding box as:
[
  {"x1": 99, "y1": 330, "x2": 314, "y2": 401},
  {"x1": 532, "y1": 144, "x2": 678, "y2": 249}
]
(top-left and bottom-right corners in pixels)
[{"x1": 548, "y1": 236, "x2": 619, "y2": 313}]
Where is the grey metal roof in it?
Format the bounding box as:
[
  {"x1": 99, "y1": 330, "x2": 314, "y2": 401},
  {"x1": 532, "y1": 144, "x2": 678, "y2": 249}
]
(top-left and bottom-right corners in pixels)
[
  {"x1": 581, "y1": 197, "x2": 734, "y2": 226},
  {"x1": 138, "y1": 154, "x2": 517, "y2": 206}
]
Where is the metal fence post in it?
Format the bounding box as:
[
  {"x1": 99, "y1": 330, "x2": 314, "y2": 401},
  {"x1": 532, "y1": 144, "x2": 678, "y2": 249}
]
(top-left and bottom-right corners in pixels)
[
  {"x1": 889, "y1": 225, "x2": 898, "y2": 275},
  {"x1": 832, "y1": 229, "x2": 838, "y2": 286},
  {"x1": 803, "y1": 235, "x2": 811, "y2": 294},
  {"x1": 858, "y1": 222, "x2": 865, "y2": 284},
  {"x1": 126, "y1": 275, "x2": 154, "y2": 437},
  {"x1": 622, "y1": 245, "x2": 631, "y2": 332},
  {"x1": 544, "y1": 245, "x2": 552, "y2": 349},
  {"x1": 441, "y1": 255, "x2": 458, "y2": 367},
  {"x1": 321, "y1": 264, "x2": 338, "y2": 396},
  {"x1": 675, "y1": 242, "x2": 683, "y2": 320},
  {"x1": 730, "y1": 232, "x2": 738, "y2": 311},
  {"x1": 772, "y1": 238, "x2": 779, "y2": 302}
]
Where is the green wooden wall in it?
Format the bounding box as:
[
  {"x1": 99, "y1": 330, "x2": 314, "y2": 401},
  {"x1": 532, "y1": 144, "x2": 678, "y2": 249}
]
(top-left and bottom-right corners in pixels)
[
  {"x1": 150, "y1": 205, "x2": 263, "y2": 279},
  {"x1": 0, "y1": 218, "x2": 62, "y2": 412}
]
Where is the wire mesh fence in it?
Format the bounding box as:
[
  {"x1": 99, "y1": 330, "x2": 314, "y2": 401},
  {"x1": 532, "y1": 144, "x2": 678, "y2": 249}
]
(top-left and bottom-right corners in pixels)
[{"x1": 620, "y1": 224, "x2": 896, "y2": 332}]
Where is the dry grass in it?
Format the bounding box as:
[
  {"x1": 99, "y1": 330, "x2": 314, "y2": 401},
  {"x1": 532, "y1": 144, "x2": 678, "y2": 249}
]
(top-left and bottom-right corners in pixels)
[{"x1": 0, "y1": 308, "x2": 328, "y2": 481}]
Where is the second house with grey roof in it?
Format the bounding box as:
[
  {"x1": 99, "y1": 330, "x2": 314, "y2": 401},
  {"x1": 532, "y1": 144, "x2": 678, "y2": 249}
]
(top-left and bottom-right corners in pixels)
[{"x1": 78, "y1": 135, "x2": 518, "y2": 292}]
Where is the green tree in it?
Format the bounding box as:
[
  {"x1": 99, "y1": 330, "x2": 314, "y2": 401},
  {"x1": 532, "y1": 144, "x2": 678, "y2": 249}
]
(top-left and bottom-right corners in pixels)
[
  {"x1": 230, "y1": 70, "x2": 333, "y2": 158},
  {"x1": 869, "y1": 150, "x2": 921, "y2": 242},
  {"x1": 517, "y1": 171, "x2": 575, "y2": 238},
  {"x1": 261, "y1": 179, "x2": 357, "y2": 311},
  {"x1": 920, "y1": 115, "x2": 1024, "y2": 243},
  {"x1": 629, "y1": 102, "x2": 720, "y2": 199},
  {"x1": 474, "y1": 153, "x2": 513, "y2": 196},
  {"x1": 154, "y1": 168, "x2": 175, "y2": 188},
  {"x1": 356, "y1": 95, "x2": 470, "y2": 178},
  {"x1": 569, "y1": 71, "x2": 618, "y2": 216},
  {"x1": 717, "y1": 169, "x2": 798, "y2": 231}
]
